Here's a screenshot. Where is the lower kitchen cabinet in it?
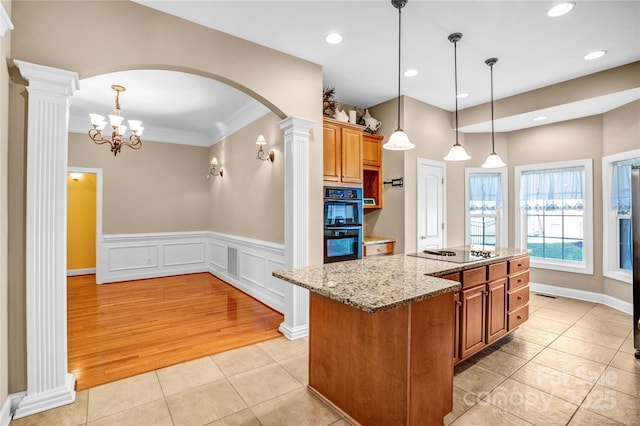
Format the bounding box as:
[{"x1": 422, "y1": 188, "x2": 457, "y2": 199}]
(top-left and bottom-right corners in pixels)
[{"x1": 441, "y1": 255, "x2": 529, "y2": 364}]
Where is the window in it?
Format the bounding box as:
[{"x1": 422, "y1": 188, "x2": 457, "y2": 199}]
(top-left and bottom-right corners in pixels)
[
  {"x1": 602, "y1": 150, "x2": 640, "y2": 283},
  {"x1": 465, "y1": 168, "x2": 508, "y2": 248},
  {"x1": 515, "y1": 159, "x2": 593, "y2": 274}
]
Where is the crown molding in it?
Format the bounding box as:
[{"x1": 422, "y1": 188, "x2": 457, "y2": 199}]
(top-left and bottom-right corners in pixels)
[
  {"x1": 208, "y1": 99, "x2": 270, "y2": 145},
  {"x1": 69, "y1": 114, "x2": 211, "y2": 147},
  {"x1": 0, "y1": 3, "x2": 13, "y2": 37}
]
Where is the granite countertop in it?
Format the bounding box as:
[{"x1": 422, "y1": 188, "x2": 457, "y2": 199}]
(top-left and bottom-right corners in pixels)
[
  {"x1": 272, "y1": 246, "x2": 528, "y2": 313},
  {"x1": 363, "y1": 236, "x2": 396, "y2": 245}
]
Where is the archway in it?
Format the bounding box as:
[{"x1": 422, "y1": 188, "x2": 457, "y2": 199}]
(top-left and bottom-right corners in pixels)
[{"x1": 11, "y1": 59, "x2": 314, "y2": 418}]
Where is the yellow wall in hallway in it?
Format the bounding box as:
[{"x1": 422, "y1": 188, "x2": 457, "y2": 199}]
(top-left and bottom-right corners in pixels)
[{"x1": 67, "y1": 173, "x2": 96, "y2": 270}]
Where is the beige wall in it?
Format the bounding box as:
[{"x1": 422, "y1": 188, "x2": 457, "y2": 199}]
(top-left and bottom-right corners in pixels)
[
  {"x1": 1, "y1": 0, "x2": 10, "y2": 408},
  {"x1": 8, "y1": 0, "x2": 323, "y2": 393},
  {"x1": 68, "y1": 133, "x2": 210, "y2": 234},
  {"x1": 208, "y1": 112, "x2": 284, "y2": 243}
]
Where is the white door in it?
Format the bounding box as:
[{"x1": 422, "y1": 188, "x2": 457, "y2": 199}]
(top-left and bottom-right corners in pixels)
[{"x1": 417, "y1": 158, "x2": 445, "y2": 251}]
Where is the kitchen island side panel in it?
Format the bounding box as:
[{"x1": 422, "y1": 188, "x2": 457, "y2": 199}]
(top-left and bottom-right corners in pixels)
[{"x1": 308, "y1": 291, "x2": 454, "y2": 425}]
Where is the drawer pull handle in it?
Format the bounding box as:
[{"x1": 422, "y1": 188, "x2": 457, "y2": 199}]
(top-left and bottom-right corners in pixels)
[
  {"x1": 517, "y1": 296, "x2": 523, "y2": 300},
  {"x1": 517, "y1": 315, "x2": 522, "y2": 320}
]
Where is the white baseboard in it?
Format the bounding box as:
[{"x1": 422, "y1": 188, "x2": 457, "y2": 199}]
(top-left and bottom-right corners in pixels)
[
  {"x1": 279, "y1": 322, "x2": 309, "y2": 340},
  {"x1": 0, "y1": 393, "x2": 15, "y2": 426},
  {"x1": 67, "y1": 268, "x2": 96, "y2": 276},
  {"x1": 12, "y1": 374, "x2": 75, "y2": 419},
  {"x1": 529, "y1": 282, "x2": 633, "y2": 315}
]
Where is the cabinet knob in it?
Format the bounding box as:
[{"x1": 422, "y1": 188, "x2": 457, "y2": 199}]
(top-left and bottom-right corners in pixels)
[
  {"x1": 517, "y1": 296, "x2": 523, "y2": 300},
  {"x1": 517, "y1": 315, "x2": 522, "y2": 320},
  {"x1": 517, "y1": 279, "x2": 523, "y2": 283},
  {"x1": 517, "y1": 263, "x2": 523, "y2": 267},
  {"x1": 456, "y1": 301, "x2": 462, "y2": 307}
]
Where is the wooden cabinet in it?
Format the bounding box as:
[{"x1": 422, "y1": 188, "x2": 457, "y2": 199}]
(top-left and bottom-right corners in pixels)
[
  {"x1": 448, "y1": 255, "x2": 529, "y2": 363},
  {"x1": 323, "y1": 118, "x2": 363, "y2": 184},
  {"x1": 362, "y1": 133, "x2": 383, "y2": 209},
  {"x1": 363, "y1": 241, "x2": 395, "y2": 257},
  {"x1": 460, "y1": 285, "x2": 487, "y2": 359}
]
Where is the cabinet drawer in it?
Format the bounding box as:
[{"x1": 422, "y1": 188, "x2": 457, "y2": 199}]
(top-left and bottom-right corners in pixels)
[
  {"x1": 508, "y1": 271, "x2": 529, "y2": 291},
  {"x1": 508, "y1": 285, "x2": 530, "y2": 311},
  {"x1": 440, "y1": 272, "x2": 460, "y2": 282},
  {"x1": 508, "y1": 256, "x2": 529, "y2": 275},
  {"x1": 462, "y1": 266, "x2": 487, "y2": 289},
  {"x1": 508, "y1": 304, "x2": 529, "y2": 331},
  {"x1": 363, "y1": 242, "x2": 394, "y2": 257},
  {"x1": 488, "y1": 261, "x2": 507, "y2": 282}
]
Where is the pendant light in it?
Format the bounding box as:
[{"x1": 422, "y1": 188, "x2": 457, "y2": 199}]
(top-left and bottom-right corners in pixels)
[
  {"x1": 383, "y1": 0, "x2": 415, "y2": 151},
  {"x1": 481, "y1": 58, "x2": 506, "y2": 168},
  {"x1": 443, "y1": 32, "x2": 470, "y2": 161}
]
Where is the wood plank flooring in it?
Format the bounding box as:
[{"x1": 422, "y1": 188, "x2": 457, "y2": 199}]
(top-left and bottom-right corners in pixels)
[{"x1": 67, "y1": 273, "x2": 284, "y2": 390}]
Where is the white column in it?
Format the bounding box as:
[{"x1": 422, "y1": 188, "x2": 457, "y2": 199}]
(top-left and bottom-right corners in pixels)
[
  {"x1": 0, "y1": 3, "x2": 13, "y2": 37},
  {"x1": 13, "y1": 60, "x2": 78, "y2": 419},
  {"x1": 278, "y1": 116, "x2": 315, "y2": 340}
]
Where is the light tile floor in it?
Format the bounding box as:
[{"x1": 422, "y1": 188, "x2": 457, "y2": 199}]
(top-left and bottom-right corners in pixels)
[{"x1": 10, "y1": 294, "x2": 639, "y2": 426}]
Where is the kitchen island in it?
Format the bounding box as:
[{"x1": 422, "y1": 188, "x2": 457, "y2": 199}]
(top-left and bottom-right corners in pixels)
[{"x1": 273, "y1": 247, "x2": 529, "y2": 425}]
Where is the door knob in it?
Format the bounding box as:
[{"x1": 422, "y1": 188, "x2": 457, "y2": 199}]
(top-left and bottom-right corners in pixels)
[{"x1": 420, "y1": 236, "x2": 426, "y2": 240}]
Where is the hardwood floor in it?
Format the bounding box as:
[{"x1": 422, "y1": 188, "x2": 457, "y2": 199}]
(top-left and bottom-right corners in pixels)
[{"x1": 67, "y1": 273, "x2": 284, "y2": 391}]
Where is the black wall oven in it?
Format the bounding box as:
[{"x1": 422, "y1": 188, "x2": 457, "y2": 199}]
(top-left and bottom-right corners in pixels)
[{"x1": 324, "y1": 187, "x2": 363, "y2": 263}]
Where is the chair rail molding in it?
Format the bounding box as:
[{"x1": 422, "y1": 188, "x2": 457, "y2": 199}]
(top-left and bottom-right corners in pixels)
[
  {"x1": 12, "y1": 60, "x2": 78, "y2": 419},
  {"x1": 278, "y1": 116, "x2": 315, "y2": 340}
]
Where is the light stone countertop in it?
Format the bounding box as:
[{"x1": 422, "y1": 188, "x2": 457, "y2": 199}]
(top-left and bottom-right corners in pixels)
[
  {"x1": 272, "y1": 247, "x2": 529, "y2": 313},
  {"x1": 363, "y1": 236, "x2": 396, "y2": 245}
]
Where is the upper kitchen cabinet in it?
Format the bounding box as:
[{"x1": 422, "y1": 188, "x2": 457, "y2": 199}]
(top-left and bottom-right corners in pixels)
[
  {"x1": 323, "y1": 118, "x2": 363, "y2": 184},
  {"x1": 362, "y1": 133, "x2": 383, "y2": 209}
]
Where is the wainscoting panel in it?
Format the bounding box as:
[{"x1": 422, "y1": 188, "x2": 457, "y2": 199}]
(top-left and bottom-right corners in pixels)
[
  {"x1": 208, "y1": 232, "x2": 286, "y2": 313},
  {"x1": 99, "y1": 231, "x2": 286, "y2": 313},
  {"x1": 101, "y1": 232, "x2": 209, "y2": 283}
]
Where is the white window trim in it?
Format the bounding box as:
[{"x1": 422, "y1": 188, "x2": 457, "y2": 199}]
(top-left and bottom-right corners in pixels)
[
  {"x1": 514, "y1": 159, "x2": 593, "y2": 275},
  {"x1": 601, "y1": 149, "x2": 640, "y2": 284},
  {"x1": 464, "y1": 167, "x2": 508, "y2": 247}
]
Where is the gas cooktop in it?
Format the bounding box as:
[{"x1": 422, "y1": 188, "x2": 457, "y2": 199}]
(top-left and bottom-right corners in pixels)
[{"x1": 407, "y1": 248, "x2": 499, "y2": 263}]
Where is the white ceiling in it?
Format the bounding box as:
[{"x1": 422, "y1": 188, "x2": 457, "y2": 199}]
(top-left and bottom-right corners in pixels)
[{"x1": 71, "y1": 1, "x2": 640, "y2": 145}]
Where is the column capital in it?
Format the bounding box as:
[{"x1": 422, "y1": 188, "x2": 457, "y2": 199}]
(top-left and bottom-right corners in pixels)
[
  {"x1": 0, "y1": 3, "x2": 13, "y2": 37},
  {"x1": 14, "y1": 60, "x2": 79, "y2": 96},
  {"x1": 278, "y1": 116, "x2": 315, "y2": 133}
]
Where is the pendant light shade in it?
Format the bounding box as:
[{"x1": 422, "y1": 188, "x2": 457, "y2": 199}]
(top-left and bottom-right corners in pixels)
[
  {"x1": 481, "y1": 58, "x2": 506, "y2": 168},
  {"x1": 444, "y1": 32, "x2": 470, "y2": 162},
  {"x1": 383, "y1": 0, "x2": 415, "y2": 151}
]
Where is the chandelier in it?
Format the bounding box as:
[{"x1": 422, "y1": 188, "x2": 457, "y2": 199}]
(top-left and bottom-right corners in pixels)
[{"x1": 89, "y1": 85, "x2": 143, "y2": 156}]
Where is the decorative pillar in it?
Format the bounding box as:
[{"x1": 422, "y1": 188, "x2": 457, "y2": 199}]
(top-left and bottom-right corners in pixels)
[
  {"x1": 13, "y1": 60, "x2": 78, "y2": 419},
  {"x1": 278, "y1": 116, "x2": 315, "y2": 340}
]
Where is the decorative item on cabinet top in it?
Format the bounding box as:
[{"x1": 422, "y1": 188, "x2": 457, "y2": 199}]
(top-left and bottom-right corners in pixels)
[
  {"x1": 362, "y1": 109, "x2": 382, "y2": 134},
  {"x1": 323, "y1": 86, "x2": 337, "y2": 117}
]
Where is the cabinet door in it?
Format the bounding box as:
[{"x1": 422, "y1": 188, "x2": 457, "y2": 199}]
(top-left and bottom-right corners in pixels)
[
  {"x1": 340, "y1": 127, "x2": 363, "y2": 183},
  {"x1": 486, "y1": 279, "x2": 507, "y2": 344},
  {"x1": 323, "y1": 124, "x2": 341, "y2": 182},
  {"x1": 362, "y1": 134, "x2": 382, "y2": 166},
  {"x1": 460, "y1": 286, "x2": 486, "y2": 359}
]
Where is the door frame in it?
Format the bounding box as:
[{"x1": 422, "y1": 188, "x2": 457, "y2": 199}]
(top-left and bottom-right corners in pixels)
[
  {"x1": 416, "y1": 158, "x2": 446, "y2": 251},
  {"x1": 67, "y1": 166, "x2": 104, "y2": 284}
]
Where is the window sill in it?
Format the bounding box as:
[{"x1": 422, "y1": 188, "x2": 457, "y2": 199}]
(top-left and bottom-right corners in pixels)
[
  {"x1": 603, "y1": 270, "x2": 632, "y2": 284},
  {"x1": 530, "y1": 258, "x2": 593, "y2": 275}
]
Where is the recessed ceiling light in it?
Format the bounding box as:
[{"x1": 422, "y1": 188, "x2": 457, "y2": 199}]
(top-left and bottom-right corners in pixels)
[
  {"x1": 456, "y1": 93, "x2": 469, "y2": 99},
  {"x1": 584, "y1": 50, "x2": 607, "y2": 60},
  {"x1": 547, "y1": 2, "x2": 575, "y2": 17},
  {"x1": 533, "y1": 116, "x2": 547, "y2": 121},
  {"x1": 404, "y1": 69, "x2": 418, "y2": 77},
  {"x1": 325, "y1": 33, "x2": 343, "y2": 44}
]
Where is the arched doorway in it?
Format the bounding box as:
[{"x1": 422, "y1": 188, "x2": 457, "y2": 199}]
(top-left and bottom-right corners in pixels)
[{"x1": 11, "y1": 59, "x2": 315, "y2": 418}]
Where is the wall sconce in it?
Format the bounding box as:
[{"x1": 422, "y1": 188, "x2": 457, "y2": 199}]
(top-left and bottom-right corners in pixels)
[
  {"x1": 207, "y1": 157, "x2": 223, "y2": 179},
  {"x1": 69, "y1": 172, "x2": 83, "y2": 180},
  {"x1": 256, "y1": 135, "x2": 275, "y2": 162}
]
